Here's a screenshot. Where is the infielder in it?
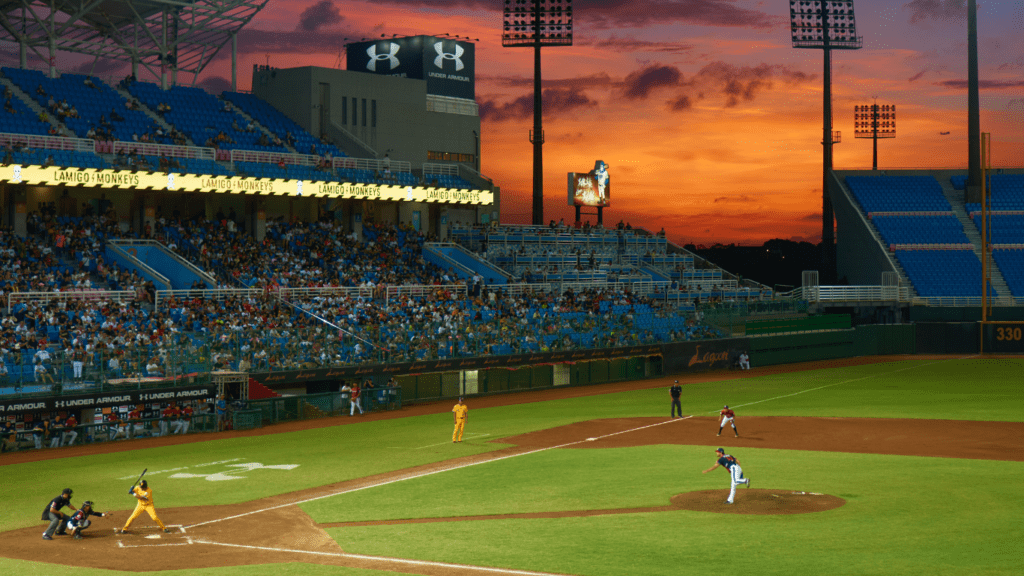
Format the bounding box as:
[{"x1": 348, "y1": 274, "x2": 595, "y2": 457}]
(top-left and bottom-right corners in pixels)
[
  {"x1": 67, "y1": 500, "x2": 110, "y2": 539},
  {"x1": 452, "y1": 397, "x2": 468, "y2": 443},
  {"x1": 718, "y1": 405, "x2": 739, "y2": 437},
  {"x1": 670, "y1": 380, "x2": 683, "y2": 418},
  {"x1": 702, "y1": 448, "x2": 750, "y2": 504},
  {"x1": 118, "y1": 480, "x2": 170, "y2": 533}
]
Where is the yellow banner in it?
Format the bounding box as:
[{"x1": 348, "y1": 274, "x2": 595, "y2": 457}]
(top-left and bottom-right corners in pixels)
[{"x1": 2, "y1": 164, "x2": 493, "y2": 205}]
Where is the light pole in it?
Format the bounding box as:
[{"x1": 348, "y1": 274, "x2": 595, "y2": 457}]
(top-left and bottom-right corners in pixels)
[
  {"x1": 790, "y1": 0, "x2": 862, "y2": 284},
  {"x1": 502, "y1": 0, "x2": 573, "y2": 226},
  {"x1": 854, "y1": 101, "x2": 896, "y2": 170}
]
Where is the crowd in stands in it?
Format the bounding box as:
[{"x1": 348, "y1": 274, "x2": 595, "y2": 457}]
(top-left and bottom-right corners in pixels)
[{"x1": 0, "y1": 214, "x2": 726, "y2": 392}]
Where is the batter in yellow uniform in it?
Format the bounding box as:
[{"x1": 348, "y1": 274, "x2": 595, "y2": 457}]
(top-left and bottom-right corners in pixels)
[
  {"x1": 118, "y1": 480, "x2": 170, "y2": 533},
  {"x1": 452, "y1": 397, "x2": 468, "y2": 443}
]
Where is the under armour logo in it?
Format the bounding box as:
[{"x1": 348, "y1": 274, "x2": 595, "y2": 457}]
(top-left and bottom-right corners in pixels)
[
  {"x1": 12, "y1": 165, "x2": 22, "y2": 183},
  {"x1": 367, "y1": 43, "x2": 400, "y2": 71},
  {"x1": 167, "y1": 173, "x2": 176, "y2": 190},
  {"x1": 433, "y1": 42, "x2": 464, "y2": 71}
]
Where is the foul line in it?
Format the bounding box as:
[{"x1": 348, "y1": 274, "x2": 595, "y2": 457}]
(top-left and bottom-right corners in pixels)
[
  {"x1": 724, "y1": 356, "x2": 970, "y2": 413},
  {"x1": 187, "y1": 356, "x2": 971, "y2": 531},
  {"x1": 185, "y1": 416, "x2": 693, "y2": 529},
  {"x1": 407, "y1": 433, "x2": 492, "y2": 449},
  {"x1": 192, "y1": 539, "x2": 571, "y2": 576}
]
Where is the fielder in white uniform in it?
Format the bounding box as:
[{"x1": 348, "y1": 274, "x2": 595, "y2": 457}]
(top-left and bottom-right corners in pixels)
[{"x1": 703, "y1": 448, "x2": 750, "y2": 504}]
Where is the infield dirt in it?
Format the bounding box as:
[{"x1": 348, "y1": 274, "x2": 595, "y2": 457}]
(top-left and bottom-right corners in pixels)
[{"x1": 3, "y1": 355, "x2": 1021, "y2": 574}]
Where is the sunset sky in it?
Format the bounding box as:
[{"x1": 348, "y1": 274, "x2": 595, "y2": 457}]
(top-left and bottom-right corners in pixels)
[{"x1": 6, "y1": 0, "x2": 1024, "y2": 245}]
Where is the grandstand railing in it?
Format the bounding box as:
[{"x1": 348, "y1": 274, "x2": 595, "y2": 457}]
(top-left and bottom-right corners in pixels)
[
  {"x1": 276, "y1": 286, "x2": 376, "y2": 300},
  {"x1": 0, "y1": 132, "x2": 95, "y2": 152},
  {"x1": 783, "y1": 285, "x2": 913, "y2": 302},
  {"x1": 912, "y1": 296, "x2": 1018, "y2": 307},
  {"x1": 230, "y1": 149, "x2": 319, "y2": 167},
  {"x1": 154, "y1": 288, "x2": 263, "y2": 309},
  {"x1": 7, "y1": 289, "x2": 137, "y2": 313},
  {"x1": 422, "y1": 162, "x2": 459, "y2": 176},
  {"x1": 384, "y1": 284, "x2": 468, "y2": 303},
  {"x1": 333, "y1": 156, "x2": 412, "y2": 173},
  {"x1": 111, "y1": 140, "x2": 215, "y2": 161}
]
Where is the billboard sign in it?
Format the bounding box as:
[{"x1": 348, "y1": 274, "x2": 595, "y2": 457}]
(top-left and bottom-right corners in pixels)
[
  {"x1": 568, "y1": 160, "x2": 610, "y2": 207},
  {"x1": 0, "y1": 164, "x2": 494, "y2": 205},
  {"x1": 346, "y1": 35, "x2": 475, "y2": 100}
]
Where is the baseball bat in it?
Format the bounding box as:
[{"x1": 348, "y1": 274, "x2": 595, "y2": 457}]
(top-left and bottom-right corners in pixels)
[{"x1": 128, "y1": 468, "x2": 147, "y2": 493}]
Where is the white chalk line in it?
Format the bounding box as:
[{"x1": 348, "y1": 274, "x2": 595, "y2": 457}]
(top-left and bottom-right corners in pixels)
[
  {"x1": 405, "y1": 433, "x2": 492, "y2": 449},
  {"x1": 116, "y1": 536, "x2": 193, "y2": 548},
  {"x1": 184, "y1": 416, "x2": 693, "y2": 529},
  {"x1": 723, "y1": 356, "x2": 969, "y2": 413},
  {"x1": 190, "y1": 539, "x2": 572, "y2": 576}
]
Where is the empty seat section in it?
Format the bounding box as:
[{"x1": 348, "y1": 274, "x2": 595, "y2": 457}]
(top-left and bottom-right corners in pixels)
[
  {"x1": 222, "y1": 92, "x2": 345, "y2": 158},
  {"x1": 872, "y1": 215, "x2": 970, "y2": 245},
  {"x1": 894, "y1": 250, "x2": 993, "y2": 297},
  {"x1": 845, "y1": 175, "x2": 951, "y2": 212},
  {"x1": 126, "y1": 81, "x2": 288, "y2": 153}
]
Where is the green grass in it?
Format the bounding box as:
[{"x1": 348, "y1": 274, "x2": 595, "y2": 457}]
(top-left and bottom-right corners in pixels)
[{"x1": 2, "y1": 357, "x2": 1023, "y2": 575}]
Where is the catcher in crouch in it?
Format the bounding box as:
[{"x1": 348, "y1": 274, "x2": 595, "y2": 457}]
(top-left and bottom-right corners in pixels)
[{"x1": 118, "y1": 480, "x2": 170, "y2": 534}]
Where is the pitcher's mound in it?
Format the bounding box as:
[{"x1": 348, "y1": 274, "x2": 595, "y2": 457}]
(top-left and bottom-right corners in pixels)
[{"x1": 671, "y1": 490, "x2": 845, "y2": 515}]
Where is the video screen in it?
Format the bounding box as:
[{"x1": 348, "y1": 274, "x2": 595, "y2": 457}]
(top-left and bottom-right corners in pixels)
[{"x1": 568, "y1": 160, "x2": 610, "y2": 207}]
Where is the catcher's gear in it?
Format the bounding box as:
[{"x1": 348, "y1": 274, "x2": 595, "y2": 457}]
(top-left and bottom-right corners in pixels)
[{"x1": 83, "y1": 500, "x2": 93, "y2": 508}]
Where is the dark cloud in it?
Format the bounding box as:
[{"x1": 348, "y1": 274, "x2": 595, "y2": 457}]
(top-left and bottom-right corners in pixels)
[
  {"x1": 620, "y1": 61, "x2": 814, "y2": 112},
  {"x1": 198, "y1": 75, "x2": 232, "y2": 95},
  {"x1": 936, "y1": 79, "x2": 1024, "y2": 89},
  {"x1": 216, "y1": 28, "x2": 354, "y2": 59},
  {"x1": 479, "y1": 87, "x2": 597, "y2": 122},
  {"x1": 71, "y1": 59, "x2": 126, "y2": 76},
  {"x1": 580, "y1": 0, "x2": 780, "y2": 29},
  {"x1": 668, "y1": 95, "x2": 692, "y2": 111},
  {"x1": 904, "y1": 0, "x2": 967, "y2": 24},
  {"x1": 576, "y1": 36, "x2": 696, "y2": 54},
  {"x1": 298, "y1": 0, "x2": 345, "y2": 32},
  {"x1": 478, "y1": 72, "x2": 615, "y2": 91},
  {"x1": 368, "y1": 0, "x2": 778, "y2": 29},
  {"x1": 908, "y1": 69, "x2": 928, "y2": 82},
  {"x1": 622, "y1": 65, "x2": 682, "y2": 100}
]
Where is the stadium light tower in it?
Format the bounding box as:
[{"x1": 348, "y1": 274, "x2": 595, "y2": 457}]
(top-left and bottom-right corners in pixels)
[
  {"x1": 854, "y1": 101, "x2": 896, "y2": 170},
  {"x1": 502, "y1": 0, "x2": 574, "y2": 226},
  {"x1": 790, "y1": 0, "x2": 862, "y2": 284}
]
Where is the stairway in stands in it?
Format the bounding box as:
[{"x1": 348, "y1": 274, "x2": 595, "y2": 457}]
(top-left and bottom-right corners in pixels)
[{"x1": 938, "y1": 177, "x2": 1012, "y2": 299}]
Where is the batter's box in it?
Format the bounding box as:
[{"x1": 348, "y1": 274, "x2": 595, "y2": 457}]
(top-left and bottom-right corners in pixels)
[{"x1": 117, "y1": 536, "x2": 195, "y2": 548}]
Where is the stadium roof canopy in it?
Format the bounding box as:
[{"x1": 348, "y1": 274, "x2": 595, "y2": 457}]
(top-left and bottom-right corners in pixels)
[{"x1": 0, "y1": 0, "x2": 266, "y2": 80}]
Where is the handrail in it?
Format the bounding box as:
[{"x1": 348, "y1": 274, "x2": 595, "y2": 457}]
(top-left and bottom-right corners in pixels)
[
  {"x1": 426, "y1": 242, "x2": 513, "y2": 282},
  {"x1": 154, "y1": 288, "x2": 263, "y2": 309},
  {"x1": 111, "y1": 239, "x2": 218, "y2": 288},
  {"x1": 230, "y1": 149, "x2": 319, "y2": 167},
  {"x1": 385, "y1": 284, "x2": 467, "y2": 304},
  {"x1": 0, "y1": 132, "x2": 94, "y2": 152},
  {"x1": 7, "y1": 289, "x2": 136, "y2": 314},
  {"x1": 106, "y1": 243, "x2": 171, "y2": 291},
  {"x1": 422, "y1": 162, "x2": 459, "y2": 176},
  {"x1": 333, "y1": 156, "x2": 412, "y2": 173},
  {"x1": 328, "y1": 119, "x2": 378, "y2": 157},
  {"x1": 111, "y1": 140, "x2": 214, "y2": 160}
]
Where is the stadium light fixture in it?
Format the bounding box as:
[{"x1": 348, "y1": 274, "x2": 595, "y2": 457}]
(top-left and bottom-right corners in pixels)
[
  {"x1": 853, "y1": 101, "x2": 896, "y2": 170},
  {"x1": 502, "y1": 0, "x2": 574, "y2": 226},
  {"x1": 790, "y1": 0, "x2": 862, "y2": 284}
]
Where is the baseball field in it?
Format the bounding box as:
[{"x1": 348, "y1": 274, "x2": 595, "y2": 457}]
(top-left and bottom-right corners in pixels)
[{"x1": 1, "y1": 355, "x2": 1022, "y2": 576}]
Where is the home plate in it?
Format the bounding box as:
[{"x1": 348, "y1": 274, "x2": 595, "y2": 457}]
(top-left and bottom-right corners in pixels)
[{"x1": 145, "y1": 535, "x2": 162, "y2": 539}]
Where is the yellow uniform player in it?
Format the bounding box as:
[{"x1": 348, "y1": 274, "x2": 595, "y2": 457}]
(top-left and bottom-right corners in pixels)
[
  {"x1": 118, "y1": 480, "x2": 170, "y2": 534},
  {"x1": 452, "y1": 397, "x2": 468, "y2": 443}
]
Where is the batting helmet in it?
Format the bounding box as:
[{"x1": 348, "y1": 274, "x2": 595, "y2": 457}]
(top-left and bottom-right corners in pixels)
[{"x1": 140, "y1": 480, "x2": 148, "y2": 489}]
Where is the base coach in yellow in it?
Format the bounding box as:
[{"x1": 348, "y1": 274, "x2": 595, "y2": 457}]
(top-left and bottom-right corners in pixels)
[{"x1": 452, "y1": 397, "x2": 468, "y2": 443}]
